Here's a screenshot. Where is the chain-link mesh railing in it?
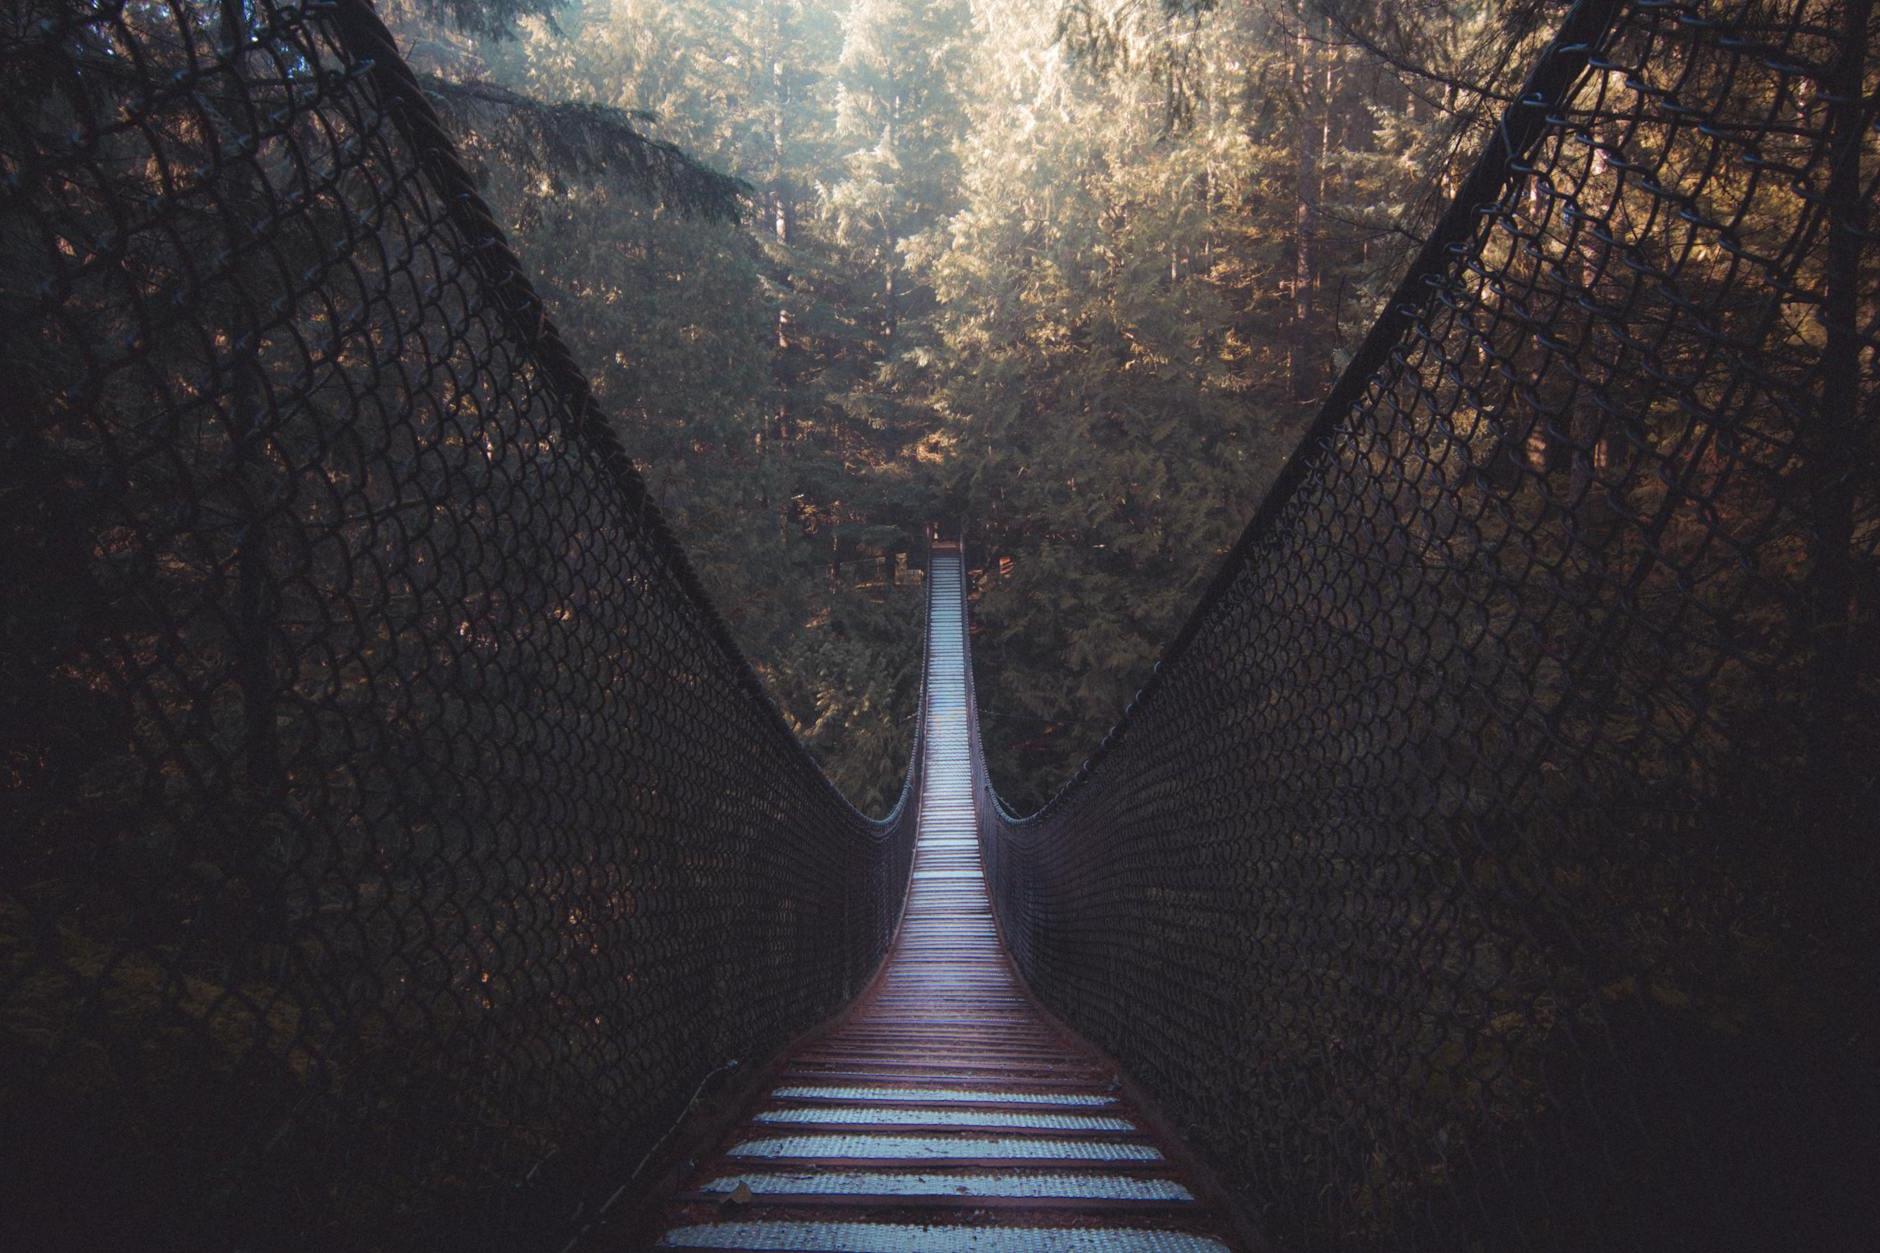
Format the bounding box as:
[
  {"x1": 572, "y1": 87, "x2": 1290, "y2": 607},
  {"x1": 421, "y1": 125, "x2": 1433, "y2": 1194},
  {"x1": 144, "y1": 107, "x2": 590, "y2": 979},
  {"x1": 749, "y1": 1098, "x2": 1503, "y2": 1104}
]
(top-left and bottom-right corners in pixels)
[
  {"x1": 977, "y1": 0, "x2": 1878, "y2": 1249},
  {"x1": 0, "y1": 2, "x2": 921, "y2": 1248}
]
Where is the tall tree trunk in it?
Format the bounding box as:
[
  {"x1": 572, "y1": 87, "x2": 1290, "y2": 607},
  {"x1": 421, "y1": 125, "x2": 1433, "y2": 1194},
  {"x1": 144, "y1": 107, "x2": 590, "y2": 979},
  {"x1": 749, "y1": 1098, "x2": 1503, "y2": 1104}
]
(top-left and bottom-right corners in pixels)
[
  {"x1": 221, "y1": 0, "x2": 280, "y2": 802},
  {"x1": 883, "y1": 76, "x2": 901, "y2": 349},
  {"x1": 1564, "y1": 152, "x2": 1609, "y2": 517},
  {"x1": 222, "y1": 0, "x2": 288, "y2": 973},
  {"x1": 884, "y1": 238, "x2": 898, "y2": 346},
  {"x1": 771, "y1": 0, "x2": 795, "y2": 445},
  {"x1": 1288, "y1": 7, "x2": 1322, "y2": 402},
  {"x1": 1806, "y1": 0, "x2": 1871, "y2": 899}
]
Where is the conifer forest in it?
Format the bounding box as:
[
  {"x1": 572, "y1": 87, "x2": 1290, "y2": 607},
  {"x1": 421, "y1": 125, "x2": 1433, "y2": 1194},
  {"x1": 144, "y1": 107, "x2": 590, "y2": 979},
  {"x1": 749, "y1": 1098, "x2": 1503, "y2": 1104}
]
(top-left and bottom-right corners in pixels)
[{"x1": 401, "y1": 0, "x2": 1564, "y2": 813}]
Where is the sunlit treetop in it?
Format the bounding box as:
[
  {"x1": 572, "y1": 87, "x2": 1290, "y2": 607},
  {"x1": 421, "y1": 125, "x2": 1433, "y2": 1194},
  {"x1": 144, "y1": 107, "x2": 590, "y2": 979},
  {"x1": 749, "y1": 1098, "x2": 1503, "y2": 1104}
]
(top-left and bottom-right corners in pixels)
[{"x1": 385, "y1": 0, "x2": 569, "y2": 40}]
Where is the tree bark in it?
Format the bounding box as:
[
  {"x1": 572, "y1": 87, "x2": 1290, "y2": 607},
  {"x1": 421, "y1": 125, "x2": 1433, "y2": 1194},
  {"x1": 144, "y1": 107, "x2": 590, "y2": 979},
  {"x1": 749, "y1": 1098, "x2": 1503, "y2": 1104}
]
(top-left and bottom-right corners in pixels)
[
  {"x1": 1289, "y1": 6, "x2": 1322, "y2": 402},
  {"x1": 1806, "y1": 0, "x2": 1871, "y2": 889},
  {"x1": 771, "y1": 0, "x2": 796, "y2": 445}
]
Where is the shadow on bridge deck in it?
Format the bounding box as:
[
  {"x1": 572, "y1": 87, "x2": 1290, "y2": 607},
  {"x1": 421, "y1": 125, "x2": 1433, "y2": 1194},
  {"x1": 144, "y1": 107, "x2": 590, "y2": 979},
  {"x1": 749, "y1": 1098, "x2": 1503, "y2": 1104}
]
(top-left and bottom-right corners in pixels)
[{"x1": 631, "y1": 550, "x2": 1245, "y2": 1252}]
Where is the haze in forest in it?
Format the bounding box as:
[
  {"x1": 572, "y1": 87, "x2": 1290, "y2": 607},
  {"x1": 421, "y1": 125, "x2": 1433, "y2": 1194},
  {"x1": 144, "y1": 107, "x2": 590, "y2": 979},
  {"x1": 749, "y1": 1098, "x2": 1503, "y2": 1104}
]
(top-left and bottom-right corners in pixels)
[{"x1": 392, "y1": 0, "x2": 1554, "y2": 812}]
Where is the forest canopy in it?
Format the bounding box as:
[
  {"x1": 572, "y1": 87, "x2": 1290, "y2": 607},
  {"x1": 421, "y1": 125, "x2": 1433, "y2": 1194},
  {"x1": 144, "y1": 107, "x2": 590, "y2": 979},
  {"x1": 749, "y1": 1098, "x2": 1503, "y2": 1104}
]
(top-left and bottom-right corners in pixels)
[{"x1": 391, "y1": 0, "x2": 1560, "y2": 812}]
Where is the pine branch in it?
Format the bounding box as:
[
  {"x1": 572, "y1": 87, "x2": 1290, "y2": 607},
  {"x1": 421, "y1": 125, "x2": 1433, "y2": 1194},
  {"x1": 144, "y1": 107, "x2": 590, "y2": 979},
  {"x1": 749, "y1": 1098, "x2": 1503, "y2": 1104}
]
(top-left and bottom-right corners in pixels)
[{"x1": 418, "y1": 74, "x2": 750, "y2": 221}]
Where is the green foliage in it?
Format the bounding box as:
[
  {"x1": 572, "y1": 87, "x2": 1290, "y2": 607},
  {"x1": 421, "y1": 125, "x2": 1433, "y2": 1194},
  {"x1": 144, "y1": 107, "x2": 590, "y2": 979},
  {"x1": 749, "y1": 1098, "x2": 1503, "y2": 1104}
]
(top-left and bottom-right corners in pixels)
[
  {"x1": 924, "y1": 0, "x2": 1493, "y2": 805},
  {"x1": 385, "y1": 0, "x2": 570, "y2": 40},
  {"x1": 422, "y1": 75, "x2": 749, "y2": 219},
  {"x1": 397, "y1": 0, "x2": 1547, "y2": 811}
]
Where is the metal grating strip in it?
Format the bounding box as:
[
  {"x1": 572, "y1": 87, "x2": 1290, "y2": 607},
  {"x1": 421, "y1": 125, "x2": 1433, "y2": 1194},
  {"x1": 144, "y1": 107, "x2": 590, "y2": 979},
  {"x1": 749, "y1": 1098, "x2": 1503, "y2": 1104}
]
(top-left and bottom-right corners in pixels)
[
  {"x1": 772, "y1": 1086, "x2": 1117, "y2": 1106},
  {"x1": 756, "y1": 1107, "x2": 1136, "y2": 1130},
  {"x1": 659, "y1": 1221, "x2": 1230, "y2": 1250},
  {"x1": 696, "y1": 1170, "x2": 1195, "y2": 1201},
  {"x1": 730, "y1": 1135, "x2": 1163, "y2": 1161}
]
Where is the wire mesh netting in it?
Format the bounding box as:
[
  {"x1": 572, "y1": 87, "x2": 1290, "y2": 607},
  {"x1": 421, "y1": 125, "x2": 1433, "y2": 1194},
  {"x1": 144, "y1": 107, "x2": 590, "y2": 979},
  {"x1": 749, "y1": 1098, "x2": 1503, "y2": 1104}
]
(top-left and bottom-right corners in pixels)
[
  {"x1": 977, "y1": 0, "x2": 1878, "y2": 1249},
  {"x1": 0, "y1": 1, "x2": 920, "y2": 1248}
]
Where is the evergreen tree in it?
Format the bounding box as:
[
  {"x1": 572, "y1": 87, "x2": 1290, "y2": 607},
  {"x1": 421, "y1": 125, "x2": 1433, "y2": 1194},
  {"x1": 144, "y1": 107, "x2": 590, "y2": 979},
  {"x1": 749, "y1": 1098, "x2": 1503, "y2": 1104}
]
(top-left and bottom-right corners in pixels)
[{"x1": 394, "y1": 0, "x2": 1588, "y2": 810}]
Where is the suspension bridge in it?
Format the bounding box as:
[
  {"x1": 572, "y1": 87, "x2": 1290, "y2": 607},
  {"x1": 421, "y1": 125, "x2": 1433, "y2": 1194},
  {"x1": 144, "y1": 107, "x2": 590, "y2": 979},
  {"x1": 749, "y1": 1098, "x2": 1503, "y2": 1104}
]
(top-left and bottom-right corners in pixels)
[
  {"x1": 651, "y1": 550, "x2": 1240, "y2": 1250},
  {"x1": 2, "y1": 1, "x2": 1875, "y2": 1251}
]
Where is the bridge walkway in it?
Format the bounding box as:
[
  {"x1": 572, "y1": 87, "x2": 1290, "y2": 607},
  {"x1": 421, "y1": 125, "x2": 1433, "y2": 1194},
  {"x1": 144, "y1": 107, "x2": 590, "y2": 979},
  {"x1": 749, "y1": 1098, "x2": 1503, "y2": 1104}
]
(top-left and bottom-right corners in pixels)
[{"x1": 649, "y1": 549, "x2": 1237, "y2": 1251}]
